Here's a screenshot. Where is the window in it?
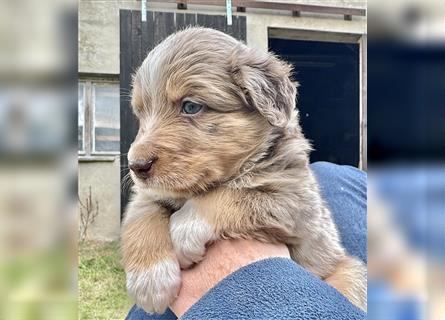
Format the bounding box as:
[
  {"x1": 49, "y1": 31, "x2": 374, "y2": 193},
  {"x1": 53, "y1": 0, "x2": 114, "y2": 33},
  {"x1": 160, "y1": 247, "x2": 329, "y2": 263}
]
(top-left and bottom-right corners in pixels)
[
  {"x1": 78, "y1": 80, "x2": 120, "y2": 157},
  {"x1": 93, "y1": 83, "x2": 120, "y2": 152},
  {"x1": 78, "y1": 83, "x2": 85, "y2": 152}
]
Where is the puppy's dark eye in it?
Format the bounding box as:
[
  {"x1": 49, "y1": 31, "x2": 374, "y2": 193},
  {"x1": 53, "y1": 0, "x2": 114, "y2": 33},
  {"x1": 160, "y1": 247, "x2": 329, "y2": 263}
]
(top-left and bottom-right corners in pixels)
[{"x1": 181, "y1": 101, "x2": 203, "y2": 115}]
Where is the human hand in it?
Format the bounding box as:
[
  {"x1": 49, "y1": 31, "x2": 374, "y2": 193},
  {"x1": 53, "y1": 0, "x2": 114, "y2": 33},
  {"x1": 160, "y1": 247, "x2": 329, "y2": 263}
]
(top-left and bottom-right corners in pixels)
[{"x1": 169, "y1": 239, "x2": 290, "y2": 317}]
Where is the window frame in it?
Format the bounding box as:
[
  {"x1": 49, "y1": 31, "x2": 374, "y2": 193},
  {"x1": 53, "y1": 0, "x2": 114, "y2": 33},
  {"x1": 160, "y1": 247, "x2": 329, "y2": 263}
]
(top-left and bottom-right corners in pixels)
[
  {"x1": 78, "y1": 78, "x2": 120, "y2": 161},
  {"x1": 78, "y1": 82, "x2": 86, "y2": 155}
]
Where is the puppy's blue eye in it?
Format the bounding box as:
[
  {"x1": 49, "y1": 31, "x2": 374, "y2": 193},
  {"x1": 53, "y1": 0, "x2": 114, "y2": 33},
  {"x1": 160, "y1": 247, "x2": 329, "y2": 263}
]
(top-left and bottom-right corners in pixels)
[{"x1": 181, "y1": 101, "x2": 203, "y2": 115}]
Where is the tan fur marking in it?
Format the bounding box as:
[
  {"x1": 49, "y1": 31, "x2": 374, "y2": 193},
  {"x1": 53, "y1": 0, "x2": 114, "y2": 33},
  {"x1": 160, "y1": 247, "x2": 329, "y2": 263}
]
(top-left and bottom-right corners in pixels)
[
  {"x1": 121, "y1": 209, "x2": 173, "y2": 272},
  {"x1": 131, "y1": 79, "x2": 144, "y2": 117},
  {"x1": 195, "y1": 187, "x2": 296, "y2": 243},
  {"x1": 325, "y1": 256, "x2": 367, "y2": 311}
]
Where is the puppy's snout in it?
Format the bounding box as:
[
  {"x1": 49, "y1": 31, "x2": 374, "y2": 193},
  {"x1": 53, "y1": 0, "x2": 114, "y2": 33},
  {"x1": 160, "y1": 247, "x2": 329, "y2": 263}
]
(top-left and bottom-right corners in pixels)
[{"x1": 129, "y1": 158, "x2": 156, "y2": 179}]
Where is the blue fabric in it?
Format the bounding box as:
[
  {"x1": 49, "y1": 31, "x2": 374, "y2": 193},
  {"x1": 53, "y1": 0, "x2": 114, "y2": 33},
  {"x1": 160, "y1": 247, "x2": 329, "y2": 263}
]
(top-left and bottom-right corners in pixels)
[
  {"x1": 126, "y1": 305, "x2": 176, "y2": 320},
  {"x1": 182, "y1": 258, "x2": 365, "y2": 320},
  {"x1": 126, "y1": 162, "x2": 367, "y2": 320},
  {"x1": 371, "y1": 165, "x2": 445, "y2": 260},
  {"x1": 311, "y1": 161, "x2": 367, "y2": 263}
]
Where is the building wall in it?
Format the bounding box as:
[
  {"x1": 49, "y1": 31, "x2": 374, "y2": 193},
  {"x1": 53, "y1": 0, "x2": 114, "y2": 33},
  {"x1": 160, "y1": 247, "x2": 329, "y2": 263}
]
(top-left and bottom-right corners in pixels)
[
  {"x1": 78, "y1": 159, "x2": 121, "y2": 241},
  {"x1": 79, "y1": 0, "x2": 366, "y2": 74},
  {"x1": 78, "y1": 0, "x2": 367, "y2": 241}
]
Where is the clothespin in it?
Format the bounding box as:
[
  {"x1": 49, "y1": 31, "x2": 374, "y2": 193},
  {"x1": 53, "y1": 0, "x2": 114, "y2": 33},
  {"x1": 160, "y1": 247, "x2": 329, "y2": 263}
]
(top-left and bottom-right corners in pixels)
[
  {"x1": 141, "y1": 0, "x2": 147, "y2": 22},
  {"x1": 226, "y1": 0, "x2": 232, "y2": 26}
]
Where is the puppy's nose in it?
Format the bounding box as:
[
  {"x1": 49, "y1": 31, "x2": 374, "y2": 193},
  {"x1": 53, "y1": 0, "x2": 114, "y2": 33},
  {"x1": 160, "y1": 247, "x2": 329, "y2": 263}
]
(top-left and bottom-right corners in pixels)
[{"x1": 129, "y1": 158, "x2": 156, "y2": 179}]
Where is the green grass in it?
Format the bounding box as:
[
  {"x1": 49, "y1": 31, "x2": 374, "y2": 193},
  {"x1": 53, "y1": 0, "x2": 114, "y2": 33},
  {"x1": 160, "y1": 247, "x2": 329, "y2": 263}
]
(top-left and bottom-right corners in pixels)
[{"x1": 79, "y1": 241, "x2": 133, "y2": 320}]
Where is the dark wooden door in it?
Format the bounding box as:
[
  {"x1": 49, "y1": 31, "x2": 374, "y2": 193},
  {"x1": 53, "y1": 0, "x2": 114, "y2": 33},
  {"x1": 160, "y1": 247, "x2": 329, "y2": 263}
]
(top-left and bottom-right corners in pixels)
[
  {"x1": 269, "y1": 38, "x2": 360, "y2": 166},
  {"x1": 120, "y1": 10, "x2": 246, "y2": 218}
]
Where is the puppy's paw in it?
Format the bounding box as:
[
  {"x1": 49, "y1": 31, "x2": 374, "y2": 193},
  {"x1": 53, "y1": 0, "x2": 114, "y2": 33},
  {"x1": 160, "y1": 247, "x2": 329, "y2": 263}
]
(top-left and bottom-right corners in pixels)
[
  {"x1": 170, "y1": 200, "x2": 217, "y2": 269},
  {"x1": 126, "y1": 258, "x2": 181, "y2": 314}
]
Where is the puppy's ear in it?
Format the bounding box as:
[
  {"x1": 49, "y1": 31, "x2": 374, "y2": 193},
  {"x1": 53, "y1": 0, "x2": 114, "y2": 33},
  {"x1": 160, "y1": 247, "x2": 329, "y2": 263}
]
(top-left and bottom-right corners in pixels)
[{"x1": 230, "y1": 47, "x2": 297, "y2": 128}]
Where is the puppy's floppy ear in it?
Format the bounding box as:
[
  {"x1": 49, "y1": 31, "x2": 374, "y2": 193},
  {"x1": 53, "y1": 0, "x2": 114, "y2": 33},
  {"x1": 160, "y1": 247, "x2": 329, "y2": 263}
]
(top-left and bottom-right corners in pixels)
[{"x1": 230, "y1": 46, "x2": 297, "y2": 128}]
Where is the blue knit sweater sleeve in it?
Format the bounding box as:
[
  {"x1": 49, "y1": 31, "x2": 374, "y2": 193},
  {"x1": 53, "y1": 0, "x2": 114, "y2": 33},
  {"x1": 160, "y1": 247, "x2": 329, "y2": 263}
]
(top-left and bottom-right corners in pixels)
[
  {"x1": 182, "y1": 257, "x2": 365, "y2": 320},
  {"x1": 127, "y1": 257, "x2": 365, "y2": 320}
]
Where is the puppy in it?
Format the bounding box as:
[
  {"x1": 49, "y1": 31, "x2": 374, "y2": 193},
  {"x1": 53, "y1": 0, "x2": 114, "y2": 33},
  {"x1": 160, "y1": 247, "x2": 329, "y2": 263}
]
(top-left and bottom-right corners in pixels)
[{"x1": 121, "y1": 27, "x2": 367, "y2": 314}]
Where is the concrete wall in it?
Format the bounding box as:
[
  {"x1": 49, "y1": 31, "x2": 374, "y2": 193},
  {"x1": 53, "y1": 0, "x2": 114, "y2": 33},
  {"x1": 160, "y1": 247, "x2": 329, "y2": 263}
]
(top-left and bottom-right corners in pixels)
[
  {"x1": 78, "y1": 0, "x2": 367, "y2": 241},
  {"x1": 78, "y1": 159, "x2": 121, "y2": 241},
  {"x1": 79, "y1": 1, "x2": 136, "y2": 74}
]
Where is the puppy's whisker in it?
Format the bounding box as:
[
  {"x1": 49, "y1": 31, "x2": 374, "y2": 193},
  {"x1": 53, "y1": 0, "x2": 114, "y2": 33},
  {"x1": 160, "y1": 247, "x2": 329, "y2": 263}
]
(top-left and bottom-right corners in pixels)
[{"x1": 121, "y1": 172, "x2": 134, "y2": 194}]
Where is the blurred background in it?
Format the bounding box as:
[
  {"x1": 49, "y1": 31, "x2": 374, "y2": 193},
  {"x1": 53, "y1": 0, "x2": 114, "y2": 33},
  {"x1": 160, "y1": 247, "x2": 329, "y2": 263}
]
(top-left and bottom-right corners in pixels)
[
  {"x1": 0, "y1": 0, "x2": 77, "y2": 319},
  {"x1": 367, "y1": 0, "x2": 445, "y2": 319},
  {"x1": 0, "y1": 0, "x2": 444, "y2": 319}
]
